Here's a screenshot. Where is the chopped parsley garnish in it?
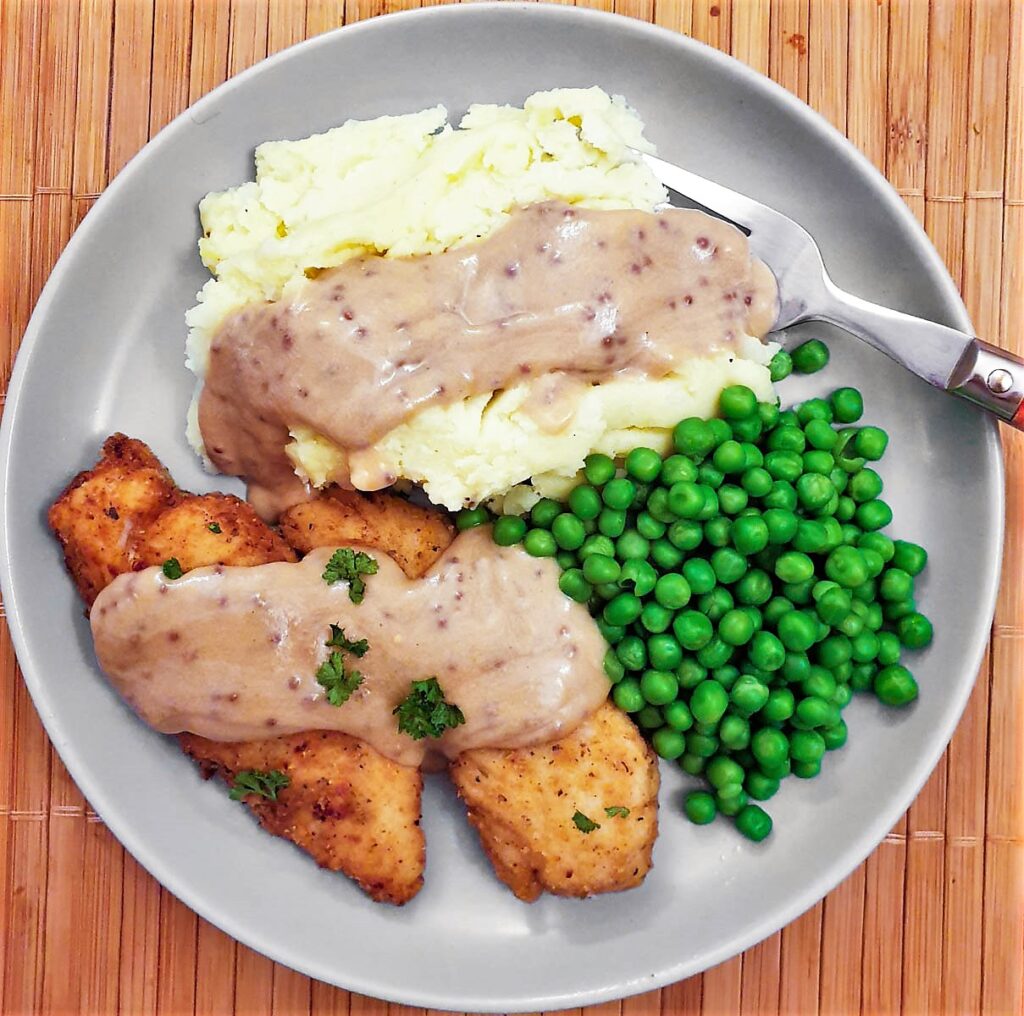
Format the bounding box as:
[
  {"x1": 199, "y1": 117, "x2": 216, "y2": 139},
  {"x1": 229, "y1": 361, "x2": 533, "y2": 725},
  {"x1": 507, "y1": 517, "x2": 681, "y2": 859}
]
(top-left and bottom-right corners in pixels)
[
  {"x1": 316, "y1": 652, "x2": 364, "y2": 706},
  {"x1": 162, "y1": 558, "x2": 183, "y2": 579},
  {"x1": 572, "y1": 810, "x2": 600, "y2": 834},
  {"x1": 229, "y1": 769, "x2": 289, "y2": 801},
  {"x1": 393, "y1": 677, "x2": 465, "y2": 740},
  {"x1": 207, "y1": 522, "x2": 222, "y2": 534},
  {"x1": 322, "y1": 548, "x2": 379, "y2": 604},
  {"x1": 325, "y1": 624, "x2": 369, "y2": 657},
  {"x1": 604, "y1": 806, "x2": 631, "y2": 819}
]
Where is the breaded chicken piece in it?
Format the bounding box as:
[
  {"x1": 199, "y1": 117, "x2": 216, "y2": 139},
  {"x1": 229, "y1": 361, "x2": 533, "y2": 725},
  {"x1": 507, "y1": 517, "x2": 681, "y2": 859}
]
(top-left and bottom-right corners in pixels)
[
  {"x1": 449, "y1": 701, "x2": 659, "y2": 901},
  {"x1": 49, "y1": 436, "x2": 424, "y2": 904},
  {"x1": 48, "y1": 435, "x2": 180, "y2": 606},
  {"x1": 279, "y1": 486, "x2": 454, "y2": 580},
  {"x1": 180, "y1": 731, "x2": 424, "y2": 905}
]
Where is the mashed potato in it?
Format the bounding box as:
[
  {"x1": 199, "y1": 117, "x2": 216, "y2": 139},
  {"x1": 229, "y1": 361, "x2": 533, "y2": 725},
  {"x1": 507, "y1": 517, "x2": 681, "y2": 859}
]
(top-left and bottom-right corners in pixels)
[{"x1": 188, "y1": 88, "x2": 776, "y2": 511}]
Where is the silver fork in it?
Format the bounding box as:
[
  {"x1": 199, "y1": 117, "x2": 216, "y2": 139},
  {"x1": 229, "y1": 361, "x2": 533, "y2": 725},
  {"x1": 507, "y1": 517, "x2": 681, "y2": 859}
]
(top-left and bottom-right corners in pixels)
[{"x1": 641, "y1": 153, "x2": 1024, "y2": 432}]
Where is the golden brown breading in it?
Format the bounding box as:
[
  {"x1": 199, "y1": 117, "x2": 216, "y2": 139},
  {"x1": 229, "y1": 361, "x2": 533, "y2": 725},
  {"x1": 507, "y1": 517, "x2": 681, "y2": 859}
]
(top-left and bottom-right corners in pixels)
[
  {"x1": 179, "y1": 731, "x2": 424, "y2": 905},
  {"x1": 449, "y1": 701, "x2": 659, "y2": 901},
  {"x1": 48, "y1": 434, "x2": 180, "y2": 606},
  {"x1": 49, "y1": 436, "x2": 425, "y2": 905},
  {"x1": 279, "y1": 486, "x2": 454, "y2": 579},
  {"x1": 133, "y1": 493, "x2": 296, "y2": 570}
]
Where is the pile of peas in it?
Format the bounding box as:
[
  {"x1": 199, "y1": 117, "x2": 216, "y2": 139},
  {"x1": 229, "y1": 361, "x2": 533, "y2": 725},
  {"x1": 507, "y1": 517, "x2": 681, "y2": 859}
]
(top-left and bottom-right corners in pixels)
[{"x1": 458, "y1": 342, "x2": 932, "y2": 842}]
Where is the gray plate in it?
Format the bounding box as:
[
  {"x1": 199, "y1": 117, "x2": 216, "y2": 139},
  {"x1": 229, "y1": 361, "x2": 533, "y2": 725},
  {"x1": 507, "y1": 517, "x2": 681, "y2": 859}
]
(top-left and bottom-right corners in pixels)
[{"x1": 0, "y1": 4, "x2": 1003, "y2": 1011}]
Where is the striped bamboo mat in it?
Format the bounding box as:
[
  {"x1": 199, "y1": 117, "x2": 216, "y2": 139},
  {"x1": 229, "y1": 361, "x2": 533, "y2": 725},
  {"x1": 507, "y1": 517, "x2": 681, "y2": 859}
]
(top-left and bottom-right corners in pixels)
[{"x1": 1, "y1": 1, "x2": 1021, "y2": 1013}]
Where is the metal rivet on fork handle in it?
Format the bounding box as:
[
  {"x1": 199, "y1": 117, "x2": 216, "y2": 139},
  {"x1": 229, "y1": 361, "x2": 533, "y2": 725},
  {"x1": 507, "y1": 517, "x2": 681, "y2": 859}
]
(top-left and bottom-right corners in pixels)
[{"x1": 987, "y1": 369, "x2": 1013, "y2": 395}]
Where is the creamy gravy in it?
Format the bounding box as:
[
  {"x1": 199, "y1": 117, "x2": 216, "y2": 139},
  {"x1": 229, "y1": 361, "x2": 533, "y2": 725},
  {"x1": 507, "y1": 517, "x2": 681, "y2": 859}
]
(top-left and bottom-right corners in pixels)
[
  {"x1": 199, "y1": 202, "x2": 777, "y2": 517},
  {"x1": 89, "y1": 529, "x2": 609, "y2": 767}
]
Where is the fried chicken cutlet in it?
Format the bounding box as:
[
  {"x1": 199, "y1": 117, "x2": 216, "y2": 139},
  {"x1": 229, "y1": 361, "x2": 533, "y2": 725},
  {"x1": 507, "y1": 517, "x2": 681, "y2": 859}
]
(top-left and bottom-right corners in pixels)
[{"x1": 49, "y1": 435, "x2": 424, "y2": 904}]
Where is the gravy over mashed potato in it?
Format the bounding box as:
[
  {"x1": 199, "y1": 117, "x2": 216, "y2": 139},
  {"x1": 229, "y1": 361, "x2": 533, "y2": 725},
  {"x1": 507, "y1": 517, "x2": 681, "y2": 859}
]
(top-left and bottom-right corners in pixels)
[{"x1": 188, "y1": 88, "x2": 777, "y2": 512}]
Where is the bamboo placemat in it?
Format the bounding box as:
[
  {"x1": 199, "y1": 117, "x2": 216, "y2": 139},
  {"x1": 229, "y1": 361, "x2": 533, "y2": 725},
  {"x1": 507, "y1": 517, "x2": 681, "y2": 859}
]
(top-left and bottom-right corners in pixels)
[{"x1": 1, "y1": 0, "x2": 1021, "y2": 1013}]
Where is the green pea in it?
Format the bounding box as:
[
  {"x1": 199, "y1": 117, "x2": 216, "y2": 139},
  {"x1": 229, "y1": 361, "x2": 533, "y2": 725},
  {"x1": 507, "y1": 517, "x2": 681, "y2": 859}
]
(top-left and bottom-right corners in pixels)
[
  {"x1": 619, "y1": 559, "x2": 658, "y2": 596},
  {"x1": 764, "y1": 450, "x2": 803, "y2": 483},
  {"x1": 636, "y1": 705, "x2": 664, "y2": 730},
  {"x1": 883, "y1": 598, "x2": 917, "y2": 623},
  {"x1": 579, "y1": 534, "x2": 616, "y2": 561},
  {"x1": 597, "y1": 507, "x2": 627, "y2": 538},
  {"x1": 769, "y1": 349, "x2": 793, "y2": 382},
  {"x1": 739, "y1": 467, "x2": 772, "y2": 499},
  {"x1": 612, "y1": 678, "x2": 645, "y2": 713},
  {"x1": 556, "y1": 551, "x2": 578, "y2": 571},
  {"x1": 825, "y1": 546, "x2": 869, "y2": 588},
  {"x1": 762, "y1": 508, "x2": 797, "y2": 546},
  {"x1": 758, "y1": 401, "x2": 781, "y2": 430},
  {"x1": 712, "y1": 547, "x2": 748, "y2": 584},
  {"x1": 616, "y1": 529, "x2": 650, "y2": 561},
  {"x1": 602, "y1": 477, "x2": 636, "y2": 510},
  {"x1": 730, "y1": 675, "x2": 770, "y2": 714},
  {"x1": 640, "y1": 669, "x2": 679, "y2": 706},
  {"x1": 838, "y1": 611, "x2": 865, "y2": 637},
  {"x1": 789, "y1": 729, "x2": 826, "y2": 763},
  {"x1": 668, "y1": 481, "x2": 706, "y2": 518},
  {"x1": 763, "y1": 596, "x2": 794, "y2": 626},
  {"x1": 698, "y1": 462, "x2": 726, "y2": 489},
  {"x1": 691, "y1": 679, "x2": 731, "y2": 727},
  {"x1": 603, "y1": 592, "x2": 642, "y2": 626},
  {"x1": 763, "y1": 480, "x2": 798, "y2": 512},
  {"x1": 718, "y1": 608, "x2": 755, "y2": 646},
  {"x1": 782, "y1": 578, "x2": 816, "y2": 605},
  {"x1": 677, "y1": 658, "x2": 708, "y2": 689},
  {"x1": 792, "y1": 759, "x2": 822, "y2": 779},
  {"x1": 712, "y1": 665, "x2": 740, "y2": 689},
  {"x1": 897, "y1": 611, "x2": 933, "y2": 649},
  {"x1": 767, "y1": 426, "x2": 806, "y2": 453},
  {"x1": 706, "y1": 755, "x2": 745, "y2": 790},
  {"x1": 730, "y1": 415, "x2": 763, "y2": 443},
  {"x1": 831, "y1": 470, "x2": 851, "y2": 496},
  {"x1": 802, "y1": 451, "x2": 836, "y2": 478},
  {"x1": 651, "y1": 538, "x2": 685, "y2": 571},
  {"x1": 664, "y1": 699, "x2": 694, "y2": 732},
  {"x1": 731, "y1": 516, "x2": 770, "y2": 555},
  {"x1": 646, "y1": 488, "x2": 676, "y2": 524},
  {"x1": 635, "y1": 511, "x2": 666, "y2": 541},
  {"x1": 832, "y1": 683, "x2": 853, "y2": 708},
  {"x1": 680, "y1": 753, "x2": 707, "y2": 776},
  {"x1": 718, "y1": 484, "x2": 748, "y2": 515},
  {"x1": 720, "y1": 384, "x2": 758, "y2": 420},
  {"x1": 762, "y1": 687, "x2": 795, "y2": 723},
  {"x1": 601, "y1": 649, "x2": 626, "y2": 685},
  {"x1": 850, "y1": 630, "x2": 880, "y2": 662},
  {"x1": 816, "y1": 586, "x2": 852, "y2": 625},
  {"x1": 791, "y1": 519, "x2": 828, "y2": 554},
  {"x1": 673, "y1": 611, "x2": 714, "y2": 650},
  {"x1": 652, "y1": 726, "x2": 686, "y2": 760},
  {"x1": 797, "y1": 472, "x2": 835, "y2": 510},
  {"x1": 734, "y1": 568, "x2": 774, "y2": 606},
  {"x1": 791, "y1": 338, "x2": 830, "y2": 374},
  {"x1": 860, "y1": 548, "x2": 885, "y2": 580},
  {"x1": 597, "y1": 618, "x2": 625, "y2": 645},
  {"x1": 661, "y1": 454, "x2": 698, "y2": 486},
  {"x1": 648, "y1": 634, "x2": 683, "y2": 671},
  {"x1": 719, "y1": 714, "x2": 751, "y2": 750},
  {"x1": 698, "y1": 586, "x2": 734, "y2": 622},
  {"x1": 777, "y1": 611, "x2": 819, "y2": 652},
  {"x1": 892, "y1": 539, "x2": 928, "y2": 576},
  {"x1": 879, "y1": 567, "x2": 913, "y2": 601},
  {"x1": 713, "y1": 439, "x2": 747, "y2": 474},
  {"x1": 752, "y1": 727, "x2": 790, "y2": 767},
  {"x1": 855, "y1": 499, "x2": 892, "y2": 532},
  {"x1": 876, "y1": 631, "x2": 901, "y2": 667},
  {"x1": 456, "y1": 506, "x2": 490, "y2": 531},
  {"x1": 822, "y1": 720, "x2": 849, "y2": 751},
  {"x1": 583, "y1": 453, "x2": 616, "y2": 487},
  {"x1": 774, "y1": 551, "x2": 814, "y2": 584},
  {"x1": 744, "y1": 772, "x2": 780, "y2": 802},
  {"x1": 704, "y1": 516, "x2": 732, "y2": 548},
  {"x1": 651, "y1": 572, "x2": 689, "y2": 610},
  {"x1": 640, "y1": 601, "x2": 674, "y2": 634},
  {"x1": 558, "y1": 568, "x2": 592, "y2": 603},
  {"x1": 551, "y1": 513, "x2": 586, "y2": 550},
  {"x1": 874, "y1": 664, "x2": 918, "y2": 706},
  {"x1": 682, "y1": 558, "x2": 716, "y2": 595},
  {"x1": 830, "y1": 387, "x2": 864, "y2": 423},
  {"x1": 492, "y1": 514, "x2": 527, "y2": 546},
  {"x1": 804, "y1": 417, "x2": 838, "y2": 451},
  {"x1": 748, "y1": 630, "x2": 786, "y2": 672},
  {"x1": 818, "y1": 634, "x2": 852, "y2": 669},
  {"x1": 848, "y1": 468, "x2": 882, "y2": 504},
  {"x1": 668, "y1": 519, "x2": 703, "y2": 550},
  {"x1": 696, "y1": 635, "x2": 734, "y2": 669},
  {"x1": 736, "y1": 803, "x2": 773, "y2": 841},
  {"x1": 615, "y1": 635, "x2": 647, "y2": 671},
  {"x1": 523, "y1": 528, "x2": 558, "y2": 557},
  {"x1": 673, "y1": 417, "x2": 715, "y2": 459},
  {"x1": 854, "y1": 426, "x2": 888, "y2": 461},
  {"x1": 684, "y1": 790, "x2": 717, "y2": 824},
  {"x1": 706, "y1": 418, "x2": 732, "y2": 448},
  {"x1": 621, "y1": 446, "x2": 659, "y2": 483},
  {"x1": 795, "y1": 696, "x2": 839, "y2": 729},
  {"x1": 582, "y1": 554, "x2": 620, "y2": 585},
  {"x1": 849, "y1": 662, "x2": 876, "y2": 691}
]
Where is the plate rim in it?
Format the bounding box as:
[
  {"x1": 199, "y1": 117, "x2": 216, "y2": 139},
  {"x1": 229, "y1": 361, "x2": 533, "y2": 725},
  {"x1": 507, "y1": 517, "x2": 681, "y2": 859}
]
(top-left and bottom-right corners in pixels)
[{"x1": 0, "y1": 3, "x2": 1005, "y2": 1010}]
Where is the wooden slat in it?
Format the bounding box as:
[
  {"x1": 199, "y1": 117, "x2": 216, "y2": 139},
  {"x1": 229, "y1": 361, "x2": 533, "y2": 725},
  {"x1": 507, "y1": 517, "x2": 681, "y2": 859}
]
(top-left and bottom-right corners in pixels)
[{"x1": 0, "y1": 3, "x2": 1022, "y2": 1014}]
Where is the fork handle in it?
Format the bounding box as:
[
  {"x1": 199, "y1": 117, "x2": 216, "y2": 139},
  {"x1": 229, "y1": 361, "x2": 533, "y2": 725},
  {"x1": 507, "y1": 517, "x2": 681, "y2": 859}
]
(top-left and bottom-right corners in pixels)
[{"x1": 947, "y1": 339, "x2": 1024, "y2": 430}]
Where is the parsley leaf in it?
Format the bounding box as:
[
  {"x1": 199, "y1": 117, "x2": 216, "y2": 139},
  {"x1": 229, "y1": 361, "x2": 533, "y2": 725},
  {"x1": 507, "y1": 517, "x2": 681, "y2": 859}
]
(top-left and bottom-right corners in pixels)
[
  {"x1": 207, "y1": 522, "x2": 222, "y2": 534},
  {"x1": 325, "y1": 623, "x2": 369, "y2": 657},
  {"x1": 229, "y1": 769, "x2": 289, "y2": 801},
  {"x1": 322, "y1": 548, "x2": 379, "y2": 604},
  {"x1": 572, "y1": 810, "x2": 601, "y2": 834},
  {"x1": 316, "y1": 651, "x2": 364, "y2": 706},
  {"x1": 604, "y1": 806, "x2": 631, "y2": 819},
  {"x1": 393, "y1": 677, "x2": 466, "y2": 740},
  {"x1": 162, "y1": 558, "x2": 183, "y2": 580}
]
